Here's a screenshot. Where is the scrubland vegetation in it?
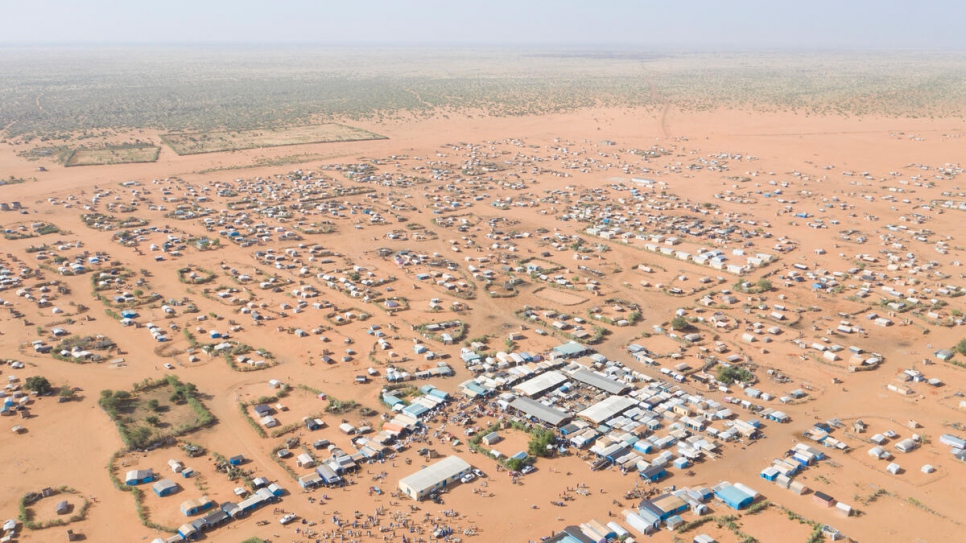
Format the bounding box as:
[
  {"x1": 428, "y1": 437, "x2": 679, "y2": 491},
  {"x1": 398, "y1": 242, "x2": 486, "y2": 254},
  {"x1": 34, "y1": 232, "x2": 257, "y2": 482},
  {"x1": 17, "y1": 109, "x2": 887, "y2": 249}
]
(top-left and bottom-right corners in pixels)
[{"x1": 2, "y1": 48, "x2": 964, "y2": 143}]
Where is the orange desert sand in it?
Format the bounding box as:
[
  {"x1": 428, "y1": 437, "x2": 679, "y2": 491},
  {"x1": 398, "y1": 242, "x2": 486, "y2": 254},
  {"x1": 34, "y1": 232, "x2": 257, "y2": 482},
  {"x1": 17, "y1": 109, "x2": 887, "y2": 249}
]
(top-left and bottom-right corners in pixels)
[{"x1": 1, "y1": 107, "x2": 966, "y2": 543}]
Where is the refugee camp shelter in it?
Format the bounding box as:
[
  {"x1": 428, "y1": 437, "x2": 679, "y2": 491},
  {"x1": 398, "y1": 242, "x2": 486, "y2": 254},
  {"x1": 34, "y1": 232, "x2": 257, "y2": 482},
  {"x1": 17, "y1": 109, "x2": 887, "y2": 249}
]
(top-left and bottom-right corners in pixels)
[
  {"x1": 125, "y1": 469, "x2": 154, "y2": 486},
  {"x1": 641, "y1": 494, "x2": 689, "y2": 520},
  {"x1": 640, "y1": 465, "x2": 668, "y2": 482},
  {"x1": 813, "y1": 491, "x2": 836, "y2": 507},
  {"x1": 713, "y1": 482, "x2": 755, "y2": 510},
  {"x1": 153, "y1": 478, "x2": 180, "y2": 497},
  {"x1": 316, "y1": 464, "x2": 344, "y2": 486},
  {"x1": 180, "y1": 496, "x2": 215, "y2": 516},
  {"x1": 177, "y1": 523, "x2": 199, "y2": 541},
  {"x1": 299, "y1": 472, "x2": 324, "y2": 490}
]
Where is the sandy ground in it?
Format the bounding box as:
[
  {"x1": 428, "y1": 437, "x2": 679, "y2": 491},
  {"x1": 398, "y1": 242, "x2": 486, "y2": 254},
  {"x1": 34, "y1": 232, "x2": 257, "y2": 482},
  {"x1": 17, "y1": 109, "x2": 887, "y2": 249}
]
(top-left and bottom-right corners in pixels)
[{"x1": 1, "y1": 106, "x2": 965, "y2": 543}]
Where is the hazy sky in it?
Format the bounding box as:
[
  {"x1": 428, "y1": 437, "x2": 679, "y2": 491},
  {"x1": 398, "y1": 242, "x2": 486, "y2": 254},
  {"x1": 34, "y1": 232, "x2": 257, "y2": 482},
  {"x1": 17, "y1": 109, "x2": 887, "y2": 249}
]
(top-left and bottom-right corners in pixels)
[{"x1": 3, "y1": 0, "x2": 965, "y2": 50}]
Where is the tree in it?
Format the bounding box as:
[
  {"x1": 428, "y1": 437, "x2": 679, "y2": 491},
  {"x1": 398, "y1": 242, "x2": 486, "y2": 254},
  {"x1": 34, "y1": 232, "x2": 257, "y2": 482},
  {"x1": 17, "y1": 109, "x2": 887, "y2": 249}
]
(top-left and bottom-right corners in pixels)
[
  {"x1": 24, "y1": 376, "x2": 52, "y2": 395},
  {"x1": 956, "y1": 338, "x2": 966, "y2": 356},
  {"x1": 527, "y1": 429, "x2": 557, "y2": 458},
  {"x1": 716, "y1": 365, "x2": 754, "y2": 385},
  {"x1": 147, "y1": 399, "x2": 161, "y2": 412},
  {"x1": 58, "y1": 385, "x2": 75, "y2": 399},
  {"x1": 169, "y1": 382, "x2": 197, "y2": 404},
  {"x1": 757, "y1": 278, "x2": 773, "y2": 292},
  {"x1": 506, "y1": 457, "x2": 525, "y2": 472},
  {"x1": 99, "y1": 390, "x2": 121, "y2": 414},
  {"x1": 145, "y1": 415, "x2": 161, "y2": 427},
  {"x1": 670, "y1": 316, "x2": 690, "y2": 331},
  {"x1": 128, "y1": 426, "x2": 153, "y2": 448}
]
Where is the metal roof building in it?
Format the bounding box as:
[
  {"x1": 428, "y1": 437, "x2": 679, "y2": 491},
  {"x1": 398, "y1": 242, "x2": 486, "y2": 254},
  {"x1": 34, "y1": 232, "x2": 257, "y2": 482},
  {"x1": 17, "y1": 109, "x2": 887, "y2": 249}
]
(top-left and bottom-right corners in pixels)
[
  {"x1": 315, "y1": 464, "x2": 344, "y2": 486},
  {"x1": 578, "y1": 395, "x2": 638, "y2": 425},
  {"x1": 180, "y1": 495, "x2": 215, "y2": 516},
  {"x1": 544, "y1": 525, "x2": 596, "y2": 543},
  {"x1": 512, "y1": 371, "x2": 568, "y2": 398},
  {"x1": 152, "y1": 478, "x2": 179, "y2": 497},
  {"x1": 712, "y1": 482, "x2": 755, "y2": 510},
  {"x1": 570, "y1": 368, "x2": 630, "y2": 395},
  {"x1": 299, "y1": 472, "x2": 324, "y2": 490},
  {"x1": 509, "y1": 397, "x2": 572, "y2": 427},
  {"x1": 552, "y1": 341, "x2": 592, "y2": 359},
  {"x1": 125, "y1": 468, "x2": 154, "y2": 486},
  {"x1": 398, "y1": 455, "x2": 472, "y2": 501}
]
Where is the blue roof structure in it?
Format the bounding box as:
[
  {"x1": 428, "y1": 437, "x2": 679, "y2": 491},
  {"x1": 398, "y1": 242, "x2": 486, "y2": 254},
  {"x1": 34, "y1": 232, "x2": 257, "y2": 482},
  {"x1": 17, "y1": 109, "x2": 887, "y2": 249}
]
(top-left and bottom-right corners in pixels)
[
  {"x1": 544, "y1": 526, "x2": 596, "y2": 543},
  {"x1": 713, "y1": 484, "x2": 754, "y2": 510},
  {"x1": 428, "y1": 389, "x2": 449, "y2": 400},
  {"x1": 382, "y1": 394, "x2": 403, "y2": 407},
  {"x1": 402, "y1": 403, "x2": 429, "y2": 418},
  {"x1": 461, "y1": 381, "x2": 488, "y2": 396},
  {"x1": 552, "y1": 341, "x2": 591, "y2": 358},
  {"x1": 760, "y1": 467, "x2": 780, "y2": 481}
]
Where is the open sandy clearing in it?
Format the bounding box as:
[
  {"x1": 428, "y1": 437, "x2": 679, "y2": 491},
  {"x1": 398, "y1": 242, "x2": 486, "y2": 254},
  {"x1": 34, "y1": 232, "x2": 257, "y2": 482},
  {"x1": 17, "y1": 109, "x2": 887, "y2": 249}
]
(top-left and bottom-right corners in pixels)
[{"x1": 534, "y1": 287, "x2": 588, "y2": 306}]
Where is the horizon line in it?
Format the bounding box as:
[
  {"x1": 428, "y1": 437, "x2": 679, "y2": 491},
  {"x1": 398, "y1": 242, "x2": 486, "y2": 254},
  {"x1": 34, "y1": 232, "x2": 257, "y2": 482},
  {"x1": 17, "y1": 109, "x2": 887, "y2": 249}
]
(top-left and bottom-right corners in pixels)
[{"x1": 0, "y1": 42, "x2": 964, "y2": 53}]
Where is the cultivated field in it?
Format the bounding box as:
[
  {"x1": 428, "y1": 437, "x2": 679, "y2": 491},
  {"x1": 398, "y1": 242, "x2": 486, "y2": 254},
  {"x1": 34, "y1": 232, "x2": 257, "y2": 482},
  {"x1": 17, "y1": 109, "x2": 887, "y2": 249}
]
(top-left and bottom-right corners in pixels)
[
  {"x1": 160, "y1": 124, "x2": 387, "y2": 155},
  {"x1": 66, "y1": 146, "x2": 160, "y2": 166}
]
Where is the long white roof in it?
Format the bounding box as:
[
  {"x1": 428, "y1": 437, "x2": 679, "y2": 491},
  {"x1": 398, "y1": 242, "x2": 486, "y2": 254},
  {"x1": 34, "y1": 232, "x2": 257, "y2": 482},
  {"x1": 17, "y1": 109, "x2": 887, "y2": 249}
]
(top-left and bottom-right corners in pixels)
[
  {"x1": 512, "y1": 370, "x2": 567, "y2": 397},
  {"x1": 578, "y1": 395, "x2": 638, "y2": 424},
  {"x1": 398, "y1": 455, "x2": 470, "y2": 494}
]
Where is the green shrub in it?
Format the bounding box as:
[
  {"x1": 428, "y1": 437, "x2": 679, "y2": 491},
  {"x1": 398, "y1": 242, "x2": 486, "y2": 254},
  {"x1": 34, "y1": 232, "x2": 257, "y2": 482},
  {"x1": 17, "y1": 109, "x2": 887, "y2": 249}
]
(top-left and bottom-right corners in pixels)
[
  {"x1": 25, "y1": 376, "x2": 53, "y2": 395},
  {"x1": 716, "y1": 365, "x2": 755, "y2": 384}
]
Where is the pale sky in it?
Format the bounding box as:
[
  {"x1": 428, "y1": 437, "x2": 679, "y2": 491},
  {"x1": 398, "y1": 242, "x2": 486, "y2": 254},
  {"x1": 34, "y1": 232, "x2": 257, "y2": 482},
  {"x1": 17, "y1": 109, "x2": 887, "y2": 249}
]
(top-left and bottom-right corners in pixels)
[{"x1": 2, "y1": 0, "x2": 964, "y2": 50}]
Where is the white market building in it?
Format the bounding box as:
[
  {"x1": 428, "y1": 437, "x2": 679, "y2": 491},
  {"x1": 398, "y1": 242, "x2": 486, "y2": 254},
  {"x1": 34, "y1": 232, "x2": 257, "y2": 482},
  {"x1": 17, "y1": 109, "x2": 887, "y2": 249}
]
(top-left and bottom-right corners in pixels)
[{"x1": 398, "y1": 455, "x2": 472, "y2": 500}]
